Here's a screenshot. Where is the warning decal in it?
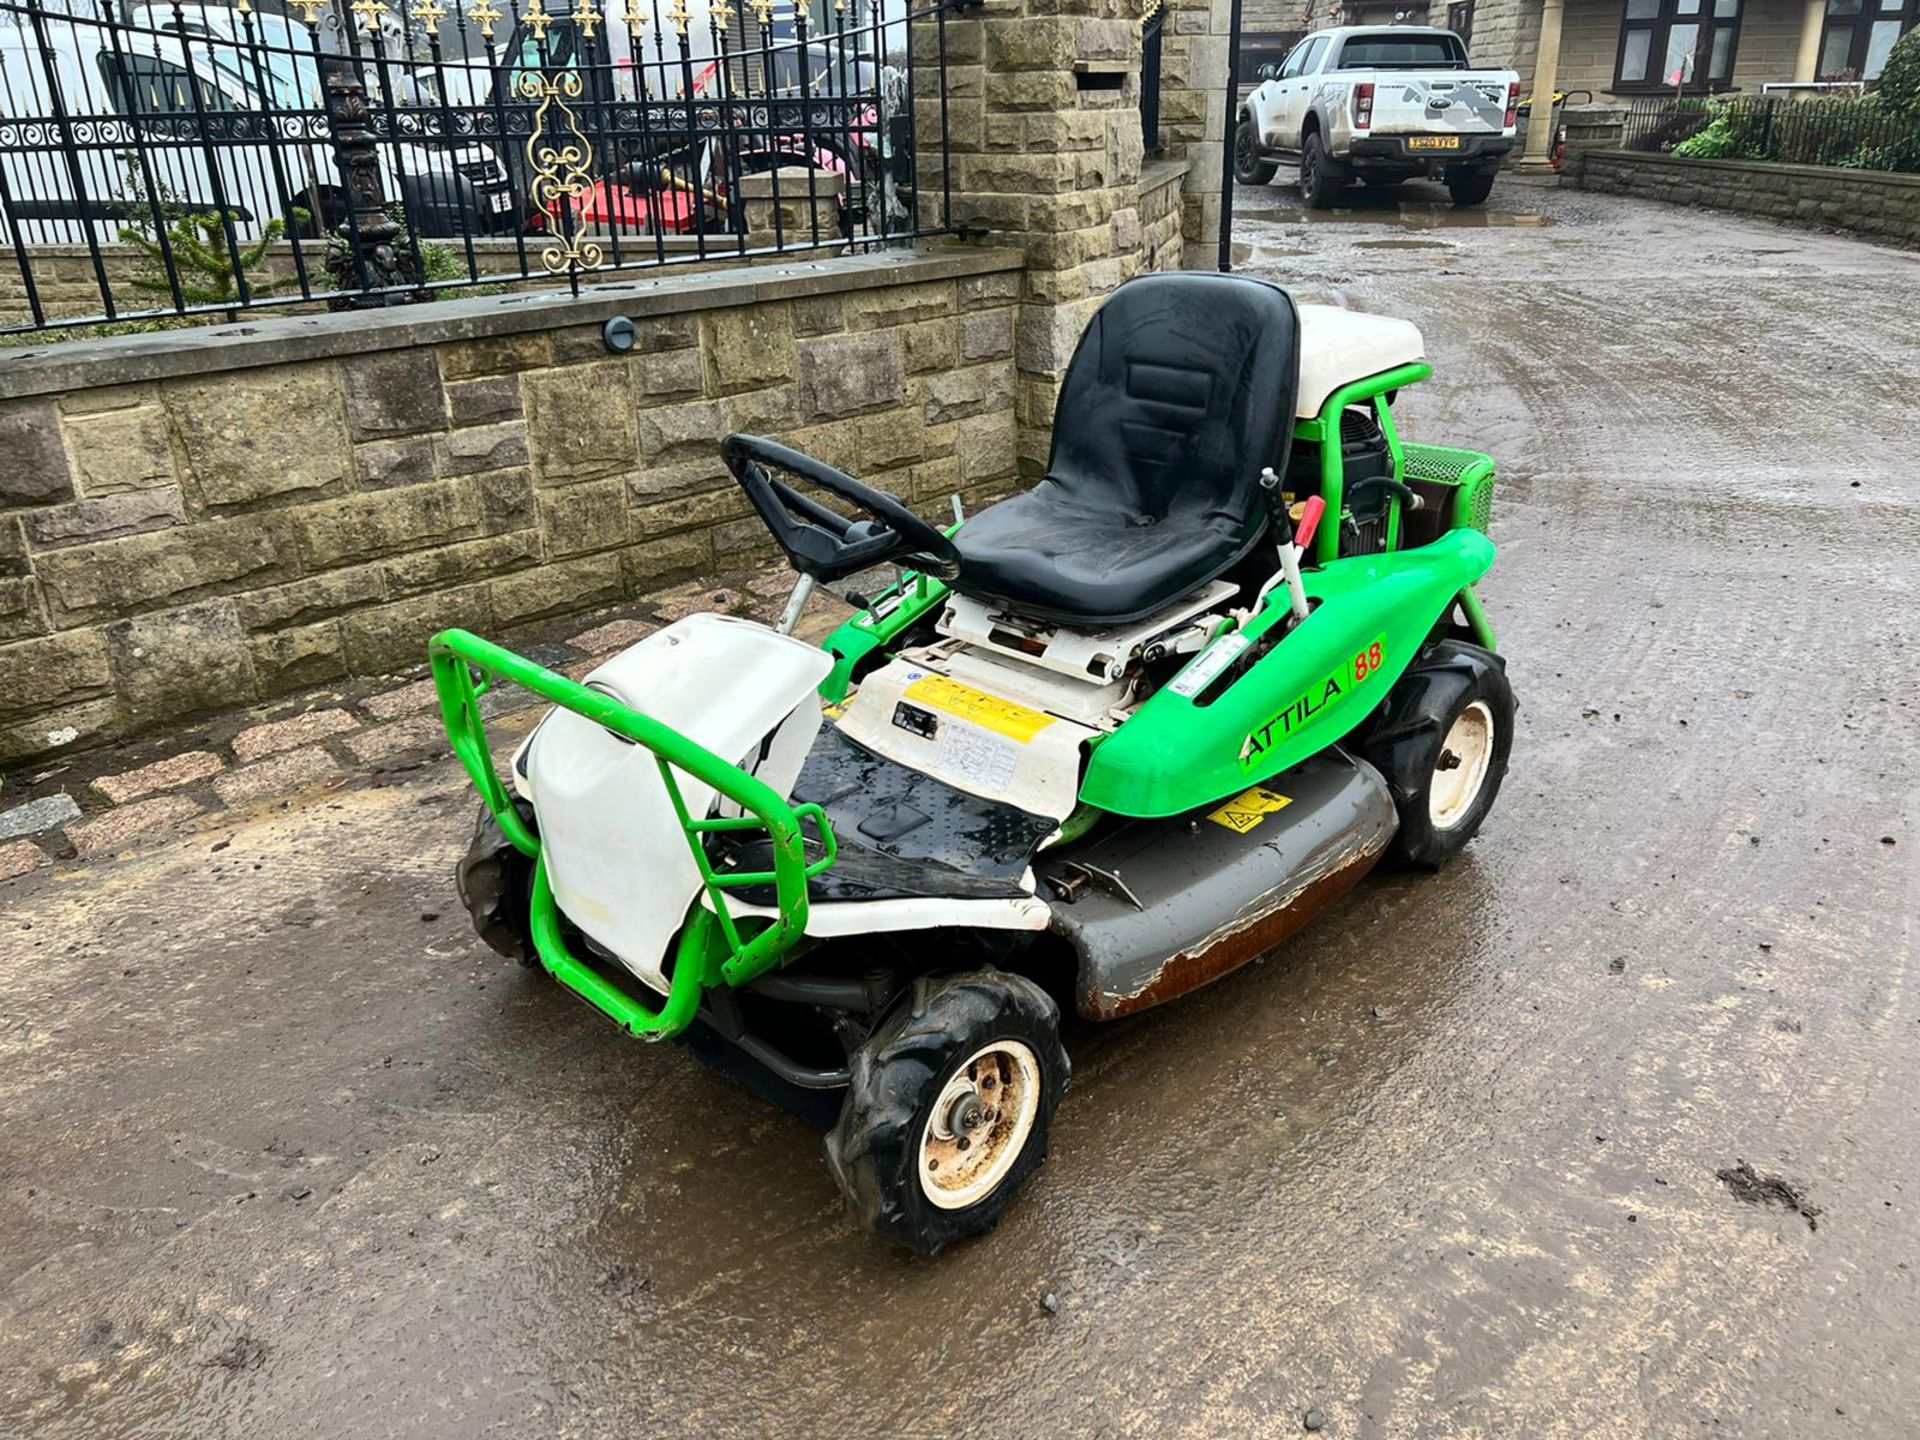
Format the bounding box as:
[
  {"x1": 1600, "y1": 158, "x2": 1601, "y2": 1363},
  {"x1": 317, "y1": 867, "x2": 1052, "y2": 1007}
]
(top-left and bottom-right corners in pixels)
[
  {"x1": 904, "y1": 673, "x2": 1057, "y2": 744},
  {"x1": 1207, "y1": 785, "x2": 1294, "y2": 834}
]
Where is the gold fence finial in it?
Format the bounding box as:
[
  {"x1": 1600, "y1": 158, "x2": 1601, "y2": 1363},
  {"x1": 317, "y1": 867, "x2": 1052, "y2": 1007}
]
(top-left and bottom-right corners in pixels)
[
  {"x1": 468, "y1": 0, "x2": 502, "y2": 36},
  {"x1": 350, "y1": 0, "x2": 389, "y2": 32}
]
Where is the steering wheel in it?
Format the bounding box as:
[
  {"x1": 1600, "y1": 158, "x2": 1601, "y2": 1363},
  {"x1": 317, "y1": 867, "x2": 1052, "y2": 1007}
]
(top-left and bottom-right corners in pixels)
[{"x1": 721, "y1": 434, "x2": 962, "y2": 583}]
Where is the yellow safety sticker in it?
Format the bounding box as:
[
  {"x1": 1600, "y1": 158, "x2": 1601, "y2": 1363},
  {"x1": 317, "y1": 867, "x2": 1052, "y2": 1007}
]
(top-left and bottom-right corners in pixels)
[
  {"x1": 1207, "y1": 785, "x2": 1294, "y2": 834},
  {"x1": 904, "y1": 673, "x2": 1057, "y2": 744}
]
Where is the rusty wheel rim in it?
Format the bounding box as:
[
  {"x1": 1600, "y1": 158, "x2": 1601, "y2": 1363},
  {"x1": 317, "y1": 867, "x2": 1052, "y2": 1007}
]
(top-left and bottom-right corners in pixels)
[
  {"x1": 1429, "y1": 700, "x2": 1495, "y2": 831},
  {"x1": 917, "y1": 1040, "x2": 1041, "y2": 1211}
]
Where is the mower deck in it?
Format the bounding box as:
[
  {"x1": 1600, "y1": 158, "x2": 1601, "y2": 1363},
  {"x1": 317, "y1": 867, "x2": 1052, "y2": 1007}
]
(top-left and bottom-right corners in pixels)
[{"x1": 1038, "y1": 747, "x2": 1396, "y2": 1019}]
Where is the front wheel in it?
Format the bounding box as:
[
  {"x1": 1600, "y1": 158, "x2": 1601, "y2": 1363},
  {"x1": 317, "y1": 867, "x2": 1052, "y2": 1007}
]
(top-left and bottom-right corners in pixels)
[
  {"x1": 1446, "y1": 168, "x2": 1498, "y2": 206},
  {"x1": 1233, "y1": 117, "x2": 1279, "y2": 186},
  {"x1": 826, "y1": 970, "x2": 1069, "y2": 1257},
  {"x1": 1300, "y1": 130, "x2": 1342, "y2": 210},
  {"x1": 1361, "y1": 641, "x2": 1515, "y2": 870}
]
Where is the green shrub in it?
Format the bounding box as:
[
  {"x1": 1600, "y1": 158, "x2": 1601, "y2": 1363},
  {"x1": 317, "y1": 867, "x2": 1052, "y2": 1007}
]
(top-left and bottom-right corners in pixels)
[{"x1": 1878, "y1": 26, "x2": 1920, "y2": 118}]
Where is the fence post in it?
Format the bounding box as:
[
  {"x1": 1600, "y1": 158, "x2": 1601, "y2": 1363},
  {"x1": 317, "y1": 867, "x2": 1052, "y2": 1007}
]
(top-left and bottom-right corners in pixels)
[{"x1": 320, "y1": 55, "x2": 420, "y2": 307}]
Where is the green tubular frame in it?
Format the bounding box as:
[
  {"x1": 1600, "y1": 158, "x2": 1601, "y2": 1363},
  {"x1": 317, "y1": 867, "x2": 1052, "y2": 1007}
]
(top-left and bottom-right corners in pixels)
[
  {"x1": 1291, "y1": 360, "x2": 1433, "y2": 567},
  {"x1": 429, "y1": 628, "x2": 837, "y2": 1042},
  {"x1": 1292, "y1": 363, "x2": 1499, "y2": 652}
]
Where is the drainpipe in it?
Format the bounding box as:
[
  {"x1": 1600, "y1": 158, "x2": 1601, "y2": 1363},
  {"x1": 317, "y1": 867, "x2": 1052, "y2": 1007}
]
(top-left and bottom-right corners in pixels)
[
  {"x1": 1792, "y1": 0, "x2": 1824, "y2": 82},
  {"x1": 1516, "y1": 0, "x2": 1566, "y2": 173}
]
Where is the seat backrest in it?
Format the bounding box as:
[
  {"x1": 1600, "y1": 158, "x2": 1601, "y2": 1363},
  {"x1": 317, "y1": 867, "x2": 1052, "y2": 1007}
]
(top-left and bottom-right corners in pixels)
[{"x1": 1046, "y1": 273, "x2": 1300, "y2": 534}]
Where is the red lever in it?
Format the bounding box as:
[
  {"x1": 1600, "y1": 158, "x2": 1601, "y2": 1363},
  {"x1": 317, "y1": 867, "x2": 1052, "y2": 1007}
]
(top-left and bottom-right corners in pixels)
[{"x1": 1294, "y1": 495, "x2": 1327, "y2": 552}]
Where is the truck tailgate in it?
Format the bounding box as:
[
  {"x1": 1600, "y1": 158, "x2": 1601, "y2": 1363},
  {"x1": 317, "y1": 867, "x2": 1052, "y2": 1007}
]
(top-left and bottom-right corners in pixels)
[{"x1": 1368, "y1": 72, "x2": 1510, "y2": 134}]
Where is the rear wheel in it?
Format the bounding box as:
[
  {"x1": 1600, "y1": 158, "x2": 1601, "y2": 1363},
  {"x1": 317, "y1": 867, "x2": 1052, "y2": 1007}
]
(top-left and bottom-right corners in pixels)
[
  {"x1": 825, "y1": 969, "x2": 1069, "y2": 1257},
  {"x1": 1300, "y1": 130, "x2": 1342, "y2": 209},
  {"x1": 1446, "y1": 168, "x2": 1497, "y2": 206},
  {"x1": 1233, "y1": 118, "x2": 1278, "y2": 186}
]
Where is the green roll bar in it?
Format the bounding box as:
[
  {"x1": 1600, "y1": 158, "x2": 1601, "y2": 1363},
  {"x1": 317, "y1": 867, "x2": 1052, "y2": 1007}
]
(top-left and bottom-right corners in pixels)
[
  {"x1": 1291, "y1": 360, "x2": 1434, "y2": 568},
  {"x1": 429, "y1": 628, "x2": 837, "y2": 1042}
]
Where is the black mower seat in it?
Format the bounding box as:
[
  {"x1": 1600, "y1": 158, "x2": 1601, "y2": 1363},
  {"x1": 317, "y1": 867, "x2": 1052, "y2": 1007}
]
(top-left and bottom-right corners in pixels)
[{"x1": 950, "y1": 272, "x2": 1301, "y2": 628}]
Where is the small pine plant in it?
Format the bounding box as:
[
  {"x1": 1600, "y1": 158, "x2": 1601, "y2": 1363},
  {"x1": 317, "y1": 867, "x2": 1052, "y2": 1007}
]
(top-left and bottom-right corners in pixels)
[{"x1": 117, "y1": 211, "x2": 289, "y2": 306}]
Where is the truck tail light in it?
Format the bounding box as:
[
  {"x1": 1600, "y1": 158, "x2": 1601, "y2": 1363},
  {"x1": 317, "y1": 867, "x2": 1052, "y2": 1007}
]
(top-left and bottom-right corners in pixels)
[
  {"x1": 1505, "y1": 82, "x2": 1521, "y2": 129},
  {"x1": 1353, "y1": 82, "x2": 1374, "y2": 130}
]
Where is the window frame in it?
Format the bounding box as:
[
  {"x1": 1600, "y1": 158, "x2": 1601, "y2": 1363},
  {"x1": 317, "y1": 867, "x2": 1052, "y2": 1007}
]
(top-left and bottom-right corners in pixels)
[
  {"x1": 1611, "y1": 0, "x2": 1746, "y2": 95},
  {"x1": 1817, "y1": 0, "x2": 1918, "y2": 81}
]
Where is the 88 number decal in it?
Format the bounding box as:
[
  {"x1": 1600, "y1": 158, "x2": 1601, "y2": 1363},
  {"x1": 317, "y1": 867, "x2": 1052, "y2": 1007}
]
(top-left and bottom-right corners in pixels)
[{"x1": 1353, "y1": 639, "x2": 1385, "y2": 684}]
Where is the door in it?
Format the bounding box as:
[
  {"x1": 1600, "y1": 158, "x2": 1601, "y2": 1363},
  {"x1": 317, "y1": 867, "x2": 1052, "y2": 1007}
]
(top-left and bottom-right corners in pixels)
[{"x1": 1270, "y1": 34, "x2": 1329, "y2": 146}]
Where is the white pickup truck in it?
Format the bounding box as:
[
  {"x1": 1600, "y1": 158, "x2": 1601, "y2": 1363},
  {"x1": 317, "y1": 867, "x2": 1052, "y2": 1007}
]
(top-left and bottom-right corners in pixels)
[{"x1": 1234, "y1": 26, "x2": 1520, "y2": 208}]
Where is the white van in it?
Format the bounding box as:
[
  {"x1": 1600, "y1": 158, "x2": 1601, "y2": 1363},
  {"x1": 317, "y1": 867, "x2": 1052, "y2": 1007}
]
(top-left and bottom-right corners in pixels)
[{"x1": 0, "y1": 5, "x2": 514, "y2": 247}]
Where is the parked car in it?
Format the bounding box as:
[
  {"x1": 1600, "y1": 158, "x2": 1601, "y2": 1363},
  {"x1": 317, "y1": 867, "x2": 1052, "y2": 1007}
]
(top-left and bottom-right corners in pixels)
[
  {"x1": 0, "y1": 6, "x2": 514, "y2": 247},
  {"x1": 1233, "y1": 26, "x2": 1520, "y2": 208}
]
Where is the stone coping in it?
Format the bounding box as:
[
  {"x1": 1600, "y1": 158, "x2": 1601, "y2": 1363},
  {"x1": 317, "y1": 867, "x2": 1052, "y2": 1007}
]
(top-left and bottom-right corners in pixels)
[
  {"x1": 1585, "y1": 149, "x2": 1920, "y2": 189},
  {"x1": 0, "y1": 242, "x2": 1025, "y2": 401},
  {"x1": 1139, "y1": 156, "x2": 1194, "y2": 195}
]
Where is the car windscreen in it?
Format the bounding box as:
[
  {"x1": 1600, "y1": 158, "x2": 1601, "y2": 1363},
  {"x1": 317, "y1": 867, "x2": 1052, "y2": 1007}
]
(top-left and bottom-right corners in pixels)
[{"x1": 1336, "y1": 34, "x2": 1467, "y2": 69}]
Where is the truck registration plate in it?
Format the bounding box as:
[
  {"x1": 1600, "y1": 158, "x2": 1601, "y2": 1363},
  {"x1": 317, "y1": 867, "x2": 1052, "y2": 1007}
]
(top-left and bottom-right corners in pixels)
[{"x1": 1407, "y1": 136, "x2": 1461, "y2": 151}]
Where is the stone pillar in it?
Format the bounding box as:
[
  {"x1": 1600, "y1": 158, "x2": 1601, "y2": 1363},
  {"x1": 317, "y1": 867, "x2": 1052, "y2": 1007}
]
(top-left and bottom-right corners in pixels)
[
  {"x1": 1516, "y1": 0, "x2": 1566, "y2": 173},
  {"x1": 741, "y1": 167, "x2": 847, "y2": 252},
  {"x1": 1792, "y1": 0, "x2": 1825, "y2": 82},
  {"x1": 915, "y1": 1, "x2": 1146, "y2": 479}
]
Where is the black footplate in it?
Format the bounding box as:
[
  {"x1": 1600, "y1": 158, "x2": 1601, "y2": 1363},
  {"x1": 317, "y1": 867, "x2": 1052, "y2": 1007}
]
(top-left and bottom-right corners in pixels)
[{"x1": 712, "y1": 727, "x2": 1057, "y2": 905}]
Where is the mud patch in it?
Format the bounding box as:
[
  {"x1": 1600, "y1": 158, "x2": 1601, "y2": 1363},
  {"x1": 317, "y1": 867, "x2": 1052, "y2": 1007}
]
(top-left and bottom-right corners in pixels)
[{"x1": 1717, "y1": 1161, "x2": 1821, "y2": 1231}]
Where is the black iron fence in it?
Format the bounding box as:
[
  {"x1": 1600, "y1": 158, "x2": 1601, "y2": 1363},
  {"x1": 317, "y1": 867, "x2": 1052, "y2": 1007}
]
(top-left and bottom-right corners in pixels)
[
  {"x1": 0, "y1": 0, "x2": 965, "y2": 333},
  {"x1": 1138, "y1": 0, "x2": 1161, "y2": 156},
  {"x1": 1621, "y1": 92, "x2": 1920, "y2": 172}
]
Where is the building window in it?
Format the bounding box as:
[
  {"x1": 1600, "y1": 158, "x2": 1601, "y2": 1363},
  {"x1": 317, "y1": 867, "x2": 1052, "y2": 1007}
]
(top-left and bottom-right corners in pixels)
[
  {"x1": 1615, "y1": 0, "x2": 1743, "y2": 91},
  {"x1": 1819, "y1": 0, "x2": 1918, "y2": 80}
]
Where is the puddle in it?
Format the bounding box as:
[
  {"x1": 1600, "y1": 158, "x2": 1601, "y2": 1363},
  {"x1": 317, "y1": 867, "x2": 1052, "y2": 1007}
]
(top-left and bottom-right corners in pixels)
[
  {"x1": 1261, "y1": 200, "x2": 1555, "y2": 229},
  {"x1": 1353, "y1": 239, "x2": 1452, "y2": 250}
]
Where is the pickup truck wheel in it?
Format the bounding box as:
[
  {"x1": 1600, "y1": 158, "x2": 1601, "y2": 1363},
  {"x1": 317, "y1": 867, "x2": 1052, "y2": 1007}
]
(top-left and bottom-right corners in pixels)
[
  {"x1": 1446, "y1": 168, "x2": 1498, "y2": 206},
  {"x1": 1233, "y1": 118, "x2": 1278, "y2": 186},
  {"x1": 1300, "y1": 131, "x2": 1342, "y2": 210}
]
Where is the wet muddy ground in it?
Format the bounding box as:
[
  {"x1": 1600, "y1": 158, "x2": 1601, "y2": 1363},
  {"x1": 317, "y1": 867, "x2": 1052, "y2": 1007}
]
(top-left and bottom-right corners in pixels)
[{"x1": 3, "y1": 179, "x2": 1917, "y2": 1438}]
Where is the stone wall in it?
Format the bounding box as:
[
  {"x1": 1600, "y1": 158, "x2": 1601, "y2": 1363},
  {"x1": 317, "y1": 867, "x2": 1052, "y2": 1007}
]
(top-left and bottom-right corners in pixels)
[
  {"x1": 1158, "y1": 0, "x2": 1234, "y2": 268},
  {"x1": 1573, "y1": 149, "x2": 1920, "y2": 245},
  {"x1": 0, "y1": 247, "x2": 1024, "y2": 766},
  {"x1": 1138, "y1": 158, "x2": 1193, "y2": 272},
  {"x1": 0, "y1": 235, "x2": 785, "y2": 331}
]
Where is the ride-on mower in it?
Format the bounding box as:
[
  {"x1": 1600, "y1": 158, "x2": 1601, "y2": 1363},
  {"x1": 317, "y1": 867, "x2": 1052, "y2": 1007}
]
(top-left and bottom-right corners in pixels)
[{"x1": 432, "y1": 272, "x2": 1513, "y2": 1255}]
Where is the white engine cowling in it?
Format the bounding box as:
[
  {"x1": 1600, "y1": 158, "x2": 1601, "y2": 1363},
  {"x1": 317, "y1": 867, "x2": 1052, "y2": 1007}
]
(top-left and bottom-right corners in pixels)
[{"x1": 524, "y1": 614, "x2": 831, "y2": 991}]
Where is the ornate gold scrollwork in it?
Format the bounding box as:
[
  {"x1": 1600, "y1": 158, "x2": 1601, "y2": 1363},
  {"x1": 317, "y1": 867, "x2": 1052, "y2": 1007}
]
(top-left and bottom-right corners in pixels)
[{"x1": 518, "y1": 70, "x2": 605, "y2": 277}]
